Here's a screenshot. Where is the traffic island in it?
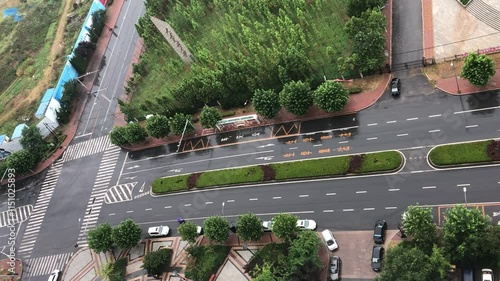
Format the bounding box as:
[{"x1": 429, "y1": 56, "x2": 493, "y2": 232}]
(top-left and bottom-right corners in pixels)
[
  {"x1": 428, "y1": 139, "x2": 500, "y2": 167},
  {"x1": 152, "y1": 150, "x2": 404, "y2": 195}
]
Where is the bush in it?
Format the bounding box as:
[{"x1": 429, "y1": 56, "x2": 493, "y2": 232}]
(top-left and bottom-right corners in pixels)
[
  {"x1": 102, "y1": 258, "x2": 127, "y2": 281},
  {"x1": 185, "y1": 245, "x2": 231, "y2": 281},
  {"x1": 196, "y1": 167, "x2": 264, "y2": 187},
  {"x1": 487, "y1": 140, "x2": 500, "y2": 161},
  {"x1": 187, "y1": 173, "x2": 201, "y2": 189},
  {"x1": 429, "y1": 141, "x2": 491, "y2": 166},
  {"x1": 152, "y1": 174, "x2": 190, "y2": 193},
  {"x1": 260, "y1": 165, "x2": 276, "y2": 181},
  {"x1": 245, "y1": 243, "x2": 288, "y2": 277},
  {"x1": 347, "y1": 154, "x2": 364, "y2": 173}
]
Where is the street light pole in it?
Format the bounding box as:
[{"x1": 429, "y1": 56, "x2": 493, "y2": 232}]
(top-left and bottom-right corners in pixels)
[
  {"x1": 463, "y1": 187, "x2": 468, "y2": 206},
  {"x1": 222, "y1": 202, "x2": 225, "y2": 217},
  {"x1": 450, "y1": 62, "x2": 461, "y2": 94},
  {"x1": 76, "y1": 69, "x2": 100, "y2": 92},
  {"x1": 176, "y1": 119, "x2": 191, "y2": 153}
]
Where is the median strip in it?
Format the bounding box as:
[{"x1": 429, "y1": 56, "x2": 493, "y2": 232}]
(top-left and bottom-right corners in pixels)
[
  {"x1": 152, "y1": 151, "x2": 403, "y2": 194},
  {"x1": 428, "y1": 139, "x2": 499, "y2": 167}
]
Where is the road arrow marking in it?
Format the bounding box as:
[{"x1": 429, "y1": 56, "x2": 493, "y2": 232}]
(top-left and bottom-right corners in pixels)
[
  {"x1": 127, "y1": 165, "x2": 140, "y2": 170},
  {"x1": 139, "y1": 183, "x2": 146, "y2": 193}
]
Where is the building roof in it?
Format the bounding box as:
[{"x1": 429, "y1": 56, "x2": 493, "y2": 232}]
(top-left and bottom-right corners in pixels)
[{"x1": 11, "y1": 124, "x2": 28, "y2": 140}]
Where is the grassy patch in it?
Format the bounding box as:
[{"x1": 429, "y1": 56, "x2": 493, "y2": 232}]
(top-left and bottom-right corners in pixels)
[
  {"x1": 185, "y1": 245, "x2": 231, "y2": 281},
  {"x1": 152, "y1": 151, "x2": 402, "y2": 194},
  {"x1": 429, "y1": 141, "x2": 491, "y2": 166}
]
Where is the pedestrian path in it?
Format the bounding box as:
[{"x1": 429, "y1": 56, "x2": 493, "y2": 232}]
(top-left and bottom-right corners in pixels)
[
  {"x1": 61, "y1": 135, "x2": 113, "y2": 162},
  {"x1": 24, "y1": 252, "x2": 72, "y2": 277},
  {"x1": 104, "y1": 182, "x2": 135, "y2": 204},
  {"x1": 77, "y1": 146, "x2": 121, "y2": 247},
  {"x1": 0, "y1": 205, "x2": 32, "y2": 227},
  {"x1": 18, "y1": 160, "x2": 63, "y2": 259}
]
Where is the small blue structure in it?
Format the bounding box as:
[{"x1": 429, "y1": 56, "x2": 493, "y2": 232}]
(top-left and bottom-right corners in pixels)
[
  {"x1": 3, "y1": 8, "x2": 22, "y2": 22},
  {"x1": 11, "y1": 124, "x2": 28, "y2": 140},
  {"x1": 35, "y1": 88, "x2": 55, "y2": 119},
  {"x1": 53, "y1": 62, "x2": 79, "y2": 102},
  {"x1": 0, "y1": 135, "x2": 9, "y2": 145}
]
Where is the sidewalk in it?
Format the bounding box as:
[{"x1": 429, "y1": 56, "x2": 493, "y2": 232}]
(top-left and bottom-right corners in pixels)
[
  {"x1": 1, "y1": 0, "x2": 126, "y2": 185},
  {"x1": 435, "y1": 68, "x2": 500, "y2": 95}
]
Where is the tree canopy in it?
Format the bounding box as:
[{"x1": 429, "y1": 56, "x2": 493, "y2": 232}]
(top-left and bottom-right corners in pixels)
[
  {"x1": 199, "y1": 106, "x2": 222, "y2": 129},
  {"x1": 402, "y1": 205, "x2": 438, "y2": 251},
  {"x1": 460, "y1": 52, "x2": 496, "y2": 87},
  {"x1": 88, "y1": 223, "x2": 113, "y2": 253},
  {"x1": 178, "y1": 221, "x2": 198, "y2": 244},
  {"x1": 111, "y1": 219, "x2": 142, "y2": 249},
  {"x1": 145, "y1": 115, "x2": 170, "y2": 139},
  {"x1": 142, "y1": 248, "x2": 173, "y2": 277},
  {"x1": 271, "y1": 213, "x2": 298, "y2": 244},
  {"x1": 20, "y1": 125, "x2": 46, "y2": 160},
  {"x1": 347, "y1": 0, "x2": 387, "y2": 17},
  {"x1": 169, "y1": 113, "x2": 194, "y2": 135},
  {"x1": 252, "y1": 89, "x2": 281, "y2": 120},
  {"x1": 279, "y1": 81, "x2": 312, "y2": 116},
  {"x1": 203, "y1": 216, "x2": 230, "y2": 244},
  {"x1": 236, "y1": 213, "x2": 264, "y2": 242},
  {"x1": 312, "y1": 81, "x2": 349, "y2": 112}
]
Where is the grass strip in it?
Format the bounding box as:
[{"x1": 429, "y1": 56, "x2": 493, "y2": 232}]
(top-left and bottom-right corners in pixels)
[
  {"x1": 152, "y1": 151, "x2": 402, "y2": 194},
  {"x1": 429, "y1": 141, "x2": 490, "y2": 166}
]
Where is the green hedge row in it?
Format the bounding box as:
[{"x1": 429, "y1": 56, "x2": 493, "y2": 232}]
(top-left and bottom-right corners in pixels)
[
  {"x1": 152, "y1": 151, "x2": 403, "y2": 194},
  {"x1": 429, "y1": 139, "x2": 500, "y2": 166}
]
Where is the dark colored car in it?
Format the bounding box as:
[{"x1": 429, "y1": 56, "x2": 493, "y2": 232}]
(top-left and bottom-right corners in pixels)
[
  {"x1": 391, "y1": 78, "x2": 401, "y2": 96},
  {"x1": 373, "y1": 219, "x2": 387, "y2": 244},
  {"x1": 371, "y1": 245, "x2": 384, "y2": 272},
  {"x1": 329, "y1": 256, "x2": 341, "y2": 281}
]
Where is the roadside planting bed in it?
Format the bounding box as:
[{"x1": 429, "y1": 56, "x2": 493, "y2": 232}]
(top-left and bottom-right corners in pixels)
[{"x1": 429, "y1": 139, "x2": 500, "y2": 166}]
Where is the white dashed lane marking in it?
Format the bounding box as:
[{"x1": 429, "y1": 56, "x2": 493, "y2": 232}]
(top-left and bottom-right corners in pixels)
[
  {"x1": 465, "y1": 125, "x2": 478, "y2": 128},
  {"x1": 397, "y1": 133, "x2": 408, "y2": 137},
  {"x1": 388, "y1": 189, "x2": 399, "y2": 192},
  {"x1": 363, "y1": 208, "x2": 375, "y2": 211},
  {"x1": 457, "y1": 184, "x2": 470, "y2": 187},
  {"x1": 323, "y1": 210, "x2": 334, "y2": 213},
  {"x1": 385, "y1": 207, "x2": 397, "y2": 210},
  {"x1": 406, "y1": 117, "x2": 418, "y2": 121},
  {"x1": 356, "y1": 191, "x2": 367, "y2": 194},
  {"x1": 326, "y1": 193, "x2": 336, "y2": 196},
  {"x1": 367, "y1": 123, "x2": 378, "y2": 126},
  {"x1": 422, "y1": 186, "x2": 436, "y2": 189},
  {"x1": 429, "y1": 114, "x2": 442, "y2": 118},
  {"x1": 429, "y1": 129, "x2": 441, "y2": 133},
  {"x1": 386, "y1": 120, "x2": 397, "y2": 124},
  {"x1": 367, "y1": 137, "x2": 378, "y2": 141},
  {"x1": 343, "y1": 209, "x2": 354, "y2": 212}
]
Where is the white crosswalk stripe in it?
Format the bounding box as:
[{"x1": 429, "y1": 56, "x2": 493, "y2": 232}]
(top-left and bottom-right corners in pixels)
[
  {"x1": 104, "y1": 183, "x2": 135, "y2": 204},
  {"x1": 61, "y1": 135, "x2": 116, "y2": 162},
  {"x1": 0, "y1": 205, "x2": 33, "y2": 227},
  {"x1": 77, "y1": 146, "x2": 121, "y2": 247},
  {"x1": 24, "y1": 253, "x2": 72, "y2": 277},
  {"x1": 18, "y1": 161, "x2": 63, "y2": 259}
]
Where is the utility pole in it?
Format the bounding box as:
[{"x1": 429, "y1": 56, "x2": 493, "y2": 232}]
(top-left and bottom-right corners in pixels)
[
  {"x1": 176, "y1": 119, "x2": 191, "y2": 153},
  {"x1": 43, "y1": 122, "x2": 59, "y2": 143}
]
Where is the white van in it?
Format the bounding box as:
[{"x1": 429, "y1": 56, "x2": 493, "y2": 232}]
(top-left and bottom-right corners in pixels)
[
  {"x1": 321, "y1": 229, "x2": 338, "y2": 251},
  {"x1": 482, "y1": 269, "x2": 493, "y2": 281}
]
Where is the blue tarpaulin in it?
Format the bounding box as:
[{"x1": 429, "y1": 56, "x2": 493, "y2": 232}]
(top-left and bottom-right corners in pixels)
[
  {"x1": 35, "y1": 88, "x2": 55, "y2": 118},
  {"x1": 53, "y1": 62, "x2": 79, "y2": 102},
  {"x1": 11, "y1": 124, "x2": 27, "y2": 140},
  {"x1": 3, "y1": 8, "x2": 22, "y2": 22}
]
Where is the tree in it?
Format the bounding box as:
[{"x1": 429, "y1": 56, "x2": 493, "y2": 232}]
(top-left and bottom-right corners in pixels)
[
  {"x1": 272, "y1": 213, "x2": 298, "y2": 244},
  {"x1": 178, "y1": 221, "x2": 198, "y2": 243},
  {"x1": 169, "y1": 113, "x2": 194, "y2": 135},
  {"x1": 111, "y1": 219, "x2": 142, "y2": 249},
  {"x1": 145, "y1": 115, "x2": 170, "y2": 139},
  {"x1": 347, "y1": 0, "x2": 386, "y2": 17},
  {"x1": 88, "y1": 223, "x2": 113, "y2": 253},
  {"x1": 442, "y1": 205, "x2": 490, "y2": 265},
  {"x1": 142, "y1": 248, "x2": 173, "y2": 277},
  {"x1": 56, "y1": 107, "x2": 71, "y2": 124},
  {"x1": 344, "y1": 9, "x2": 386, "y2": 76},
  {"x1": 287, "y1": 231, "x2": 322, "y2": 281},
  {"x1": 252, "y1": 89, "x2": 281, "y2": 120},
  {"x1": 253, "y1": 263, "x2": 276, "y2": 281},
  {"x1": 460, "y1": 52, "x2": 496, "y2": 87},
  {"x1": 375, "y1": 243, "x2": 450, "y2": 281},
  {"x1": 199, "y1": 106, "x2": 222, "y2": 129},
  {"x1": 277, "y1": 47, "x2": 311, "y2": 84},
  {"x1": 124, "y1": 123, "x2": 148, "y2": 144},
  {"x1": 237, "y1": 213, "x2": 264, "y2": 242},
  {"x1": 485, "y1": 226, "x2": 500, "y2": 268},
  {"x1": 279, "y1": 81, "x2": 312, "y2": 116},
  {"x1": 109, "y1": 126, "x2": 129, "y2": 146},
  {"x1": 203, "y1": 216, "x2": 230, "y2": 244},
  {"x1": 402, "y1": 205, "x2": 438, "y2": 251},
  {"x1": 312, "y1": 82, "x2": 349, "y2": 112},
  {"x1": 89, "y1": 9, "x2": 107, "y2": 43},
  {"x1": 6, "y1": 150, "x2": 38, "y2": 174},
  {"x1": 74, "y1": 41, "x2": 97, "y2": 60},
  {"x1": 20, "y1": 125, "x2": 46, "y2": 160}
]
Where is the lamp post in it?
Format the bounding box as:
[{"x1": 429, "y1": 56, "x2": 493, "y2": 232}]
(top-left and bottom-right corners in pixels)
[
  {"x1": 222, "y1": 202, "x2": 225, "y2": 217},
  {"x1": 463, "y1": 187, "x2": 468, "y2": 206},
  {"x1": 176, "y1": 119, "x2": 191, "y2": 153},
  {"x1": 450, "y1": 62, "x2": 461, "y2": 94},
  {"x1": 76, "y1": 69, "x2": 100, "y2": 92}
]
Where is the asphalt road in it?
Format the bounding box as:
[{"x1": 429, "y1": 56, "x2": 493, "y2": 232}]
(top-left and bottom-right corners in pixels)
[{"x1": 392, "y1": 0, "x2": 424, "y2": 66}]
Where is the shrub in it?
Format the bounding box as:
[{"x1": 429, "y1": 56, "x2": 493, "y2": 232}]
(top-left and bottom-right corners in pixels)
[
  {"x1": 260, "y1": 165, "x2": 276, "y2": 181},
  {"x1": 185, "y1": 245, "x2": 231, "y2": 281},
  {"x1": 347, "y1": 154, "x2": 364, "y2": 173},
  {"x1": 187, "y1": 173, "x2": 201, "y2": 189},
  {"x1": 487, "y1": 140, "x2": 500, "y2": 161}
]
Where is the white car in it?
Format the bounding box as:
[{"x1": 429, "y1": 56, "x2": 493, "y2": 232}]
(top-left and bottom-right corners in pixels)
[
  {"x1": 148, "y1": 225, "x2": 170, "y2": 237},
  {"x1": 482, "y1": 269, "x2": 493, "y2": 281},
  {"x1": 297, "y1": 219, "x2": 317, "y2": 230},
  {"x1": 321, "y1": 229, "x2": 339, "y2": 251},
  {"x1": 262, "y1": 220, "x2": 273, "y2": 231},
  {"x1": 197, "y1": 225, "x2": 203, "y2": 235},
  {"x1": 48, "y1": 269, "x2": 60, "y2": 281}
]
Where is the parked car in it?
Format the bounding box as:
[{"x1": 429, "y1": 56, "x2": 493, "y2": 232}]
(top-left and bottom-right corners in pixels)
[
  {"x1": 321, "y1": 229, "x2": 339, "y2": 251},
  {"x1": 371, "y1": 245, "x2": 384, "y2": 272},
  {"x1": 197, "y1": 225, "x2": 203, "y2": 235},
  {"x1": 48, "y1": 269, "x2": 60, "y2": 281},
  {"x1": 391, "y1": 77, "x2": 401, "y2": 96},
  {"x1": 373, "y1": 219, "x2": 387, "y2": 244},
  {"x1": 148, "y1": 225, "x2": 170, "y2": 237},
  {"x1": 329, "y1": 256, "x2": 341, "y2": 281},
  {"x1": 297, "y1": 219, "x2": 317, "y2": 230},
  {"x1": 262, "y1": 220, "x2": 273, "y2": 232},
  {"x1": 482, "y1": 269, "x2": 493, "y2": 281}
]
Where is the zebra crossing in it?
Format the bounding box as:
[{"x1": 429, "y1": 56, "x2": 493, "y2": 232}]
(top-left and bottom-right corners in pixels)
[
  {"x1": 77, "y1": 146, "x2": 121, "y2": 247},
  {"x1": 24, "y1": 252, "x2": 72, "y2": 277},
  {"x1": 61, "y1": 135, "x2": 113, "y2": 162},
  {"x1": 0, "y1": 205, "x2": 33, "y2": 227},
  {"x1": 18, "y1": 160, "x2": 63, "y2": 259},
  {"x1": 104, "y1": 182, "x2": 135, "y2": 204}
]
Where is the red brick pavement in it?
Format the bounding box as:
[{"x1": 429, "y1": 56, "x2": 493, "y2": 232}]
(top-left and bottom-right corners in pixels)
[
  {"x1": 422, "y1": 0, "x2": 435, "y2": 59},
  {"x1": 436, "y1": 68, "x2": 500, "y2": 95}
]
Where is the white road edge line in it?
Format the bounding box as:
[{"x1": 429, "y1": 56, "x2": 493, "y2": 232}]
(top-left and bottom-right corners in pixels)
[
  {"x1": 454, "y1": 105, "x2": 500, "y2": 114},
  {"x1": 422, "y1": 186, "x2": 436, "y2": 189}
]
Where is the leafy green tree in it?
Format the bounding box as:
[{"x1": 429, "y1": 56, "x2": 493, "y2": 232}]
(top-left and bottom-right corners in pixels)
[
  {"x1": 74, "y1": 41, "x2": 96, "y2": 60},
  {"x1": 236, "y1": 213, "x2": 264, "y2": 242},
  {"x1": 178, "y1": 221, "x2": 198, "y2": 243},
  {"x1": 279, "y1": 81, "x2": 312, "y2": 116},
  {"x1": 88, "y1": 223, "x2": 113, "y2": 253},
  {"x1": 199, "y1": 106, "x2": 222, "y2": 129},
  {"x1": 402, "y1": 205, "x2": 438, "y2": 251},
  {"x1": 20, "y1": 125, "x2": 46, "y2": 160},
  {"x1": 461, "y1": 52, "x2": 496, "y2": 87},
  {"x1": 6, "y1": 150, "x2": 38, "y2": 174},
  {"x1": 145, "y1": 115, "x2": 170, "y2": 139},
  {"x1": 486, "y1": 226, "x2": 500, "y2": 268},
  {"x1": 277, "y1": 47, "x2": 311, "y2": 84},
  {"x1": 312, "y1": 82, "x2": 349, "y2": 112},
  {"x1": 375, "y1": 244, "x2": 450, "y2": 281},
  {"x1": 60, "y1": 79, "x2": 79, "y2": 107},
  {"x1": 169, "y1": 113, "x2": 194, "y2": 135},
  {"x1": 443, "y1": 205, "x2": 490, "y2": 265},
  {"x1": 142, "y1": 248, "x2": 173, "y2": 278},
  {"x1": 99, "y1": 258, "x2": 127, "y2": 281},
  {"x1": 347, "y1": 0, "x2": 386, "y2": 17},
  {"x1": 253, "y1": 263, "x2": 276, "y2": 281},
  {"x1": 111, "y1": 219, "x2": 142, "y2": 249},
  {"x1": 272, "y1": 213, "x2": 298, "y2": 244},
  {"x1": 109, "y1": 126, "x2": 129, "y2": 146},
  {"x1": 89, "y1": 9, "x2": 107, "y2": 43},
  {"x1": 289, "y1": 230, "x2": 322, "y2": 267},
  {"x1": 344, "y1": 9, "x2": 386, "y2": 77},
  {"x1": 124, "y1": 123, "x2": 148, "y2": 144},
  {"x1": 203, "y1": 216, "x2": 230, "y2": 244},
  {"x1": 252, "y1": 89, "x2": 281, "y2": 120}
]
